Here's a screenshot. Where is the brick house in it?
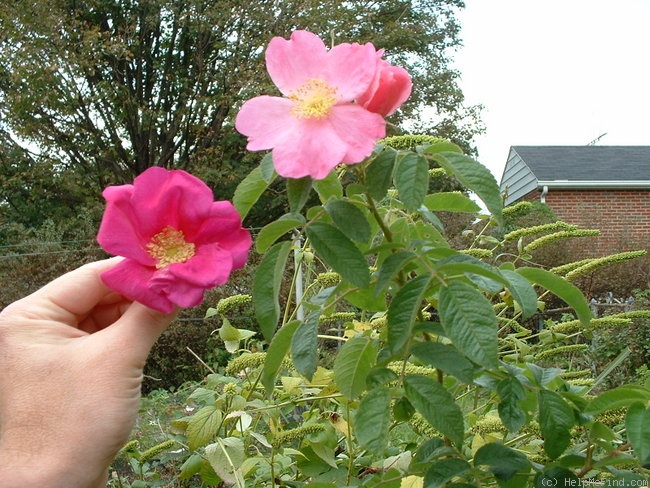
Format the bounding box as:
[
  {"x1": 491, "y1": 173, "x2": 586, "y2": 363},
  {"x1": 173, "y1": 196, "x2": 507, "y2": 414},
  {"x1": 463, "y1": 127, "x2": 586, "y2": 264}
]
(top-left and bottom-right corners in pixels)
[{"x1": 499, "y1": 146, "x2": 650, "y2": 257}]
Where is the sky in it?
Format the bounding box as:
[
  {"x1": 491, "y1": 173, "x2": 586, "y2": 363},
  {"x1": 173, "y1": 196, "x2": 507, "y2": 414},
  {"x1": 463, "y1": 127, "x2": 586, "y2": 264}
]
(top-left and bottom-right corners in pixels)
[{"x1": 453, "y1": 0, "x2": 650, "y2": 182}]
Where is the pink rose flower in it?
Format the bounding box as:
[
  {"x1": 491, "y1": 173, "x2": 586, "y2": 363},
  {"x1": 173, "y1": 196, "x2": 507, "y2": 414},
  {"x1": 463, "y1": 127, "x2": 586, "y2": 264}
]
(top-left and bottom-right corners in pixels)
[
  {"x1": 97, "y1": 167, "x2": 252, "y2": 313},
  {"x1": 358, "y1": 51, "x2": 412, "y2": 117},
  {"x1": 235, "y1": 30, "x2": 389, "y2": 180}
]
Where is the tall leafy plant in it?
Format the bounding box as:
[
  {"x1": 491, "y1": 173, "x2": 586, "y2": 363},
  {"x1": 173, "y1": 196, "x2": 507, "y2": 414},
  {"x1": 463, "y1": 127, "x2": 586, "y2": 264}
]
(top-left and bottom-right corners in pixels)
[{"x1": 140, "y1": 140, "x2": 650, "y2": 487}]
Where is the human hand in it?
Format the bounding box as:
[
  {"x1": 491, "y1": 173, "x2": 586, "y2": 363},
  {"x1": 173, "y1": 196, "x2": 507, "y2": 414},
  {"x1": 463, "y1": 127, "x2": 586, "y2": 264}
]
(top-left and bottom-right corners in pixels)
[{"x1": 0, "y1": 259, "x2": 177, "y2": 487}]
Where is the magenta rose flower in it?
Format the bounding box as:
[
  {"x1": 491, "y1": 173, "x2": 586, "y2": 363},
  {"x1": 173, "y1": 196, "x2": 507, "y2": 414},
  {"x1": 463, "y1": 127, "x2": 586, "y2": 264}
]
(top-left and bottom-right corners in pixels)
[
  {"x1": 358, "y1": 51, "x2": 412, "y2": 117},
  {"x1": 97, "y1": 167, "x2": 252, "y2": 313},
  {"x1": 235, "y1": 30, "x2": 393, "y2": 180}
]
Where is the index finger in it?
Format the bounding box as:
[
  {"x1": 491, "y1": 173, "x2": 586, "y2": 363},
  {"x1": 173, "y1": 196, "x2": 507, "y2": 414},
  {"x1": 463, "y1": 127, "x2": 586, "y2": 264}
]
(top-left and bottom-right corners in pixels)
[{"x1": 16, "y1": 258, "x2": 124, "y2": 324}]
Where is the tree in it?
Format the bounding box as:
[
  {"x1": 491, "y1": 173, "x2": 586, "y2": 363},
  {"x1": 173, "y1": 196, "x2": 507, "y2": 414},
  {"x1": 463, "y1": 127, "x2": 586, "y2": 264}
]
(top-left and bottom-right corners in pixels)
[{"x1": 0, "y1": 0, "x2": 480, "y2": 200}]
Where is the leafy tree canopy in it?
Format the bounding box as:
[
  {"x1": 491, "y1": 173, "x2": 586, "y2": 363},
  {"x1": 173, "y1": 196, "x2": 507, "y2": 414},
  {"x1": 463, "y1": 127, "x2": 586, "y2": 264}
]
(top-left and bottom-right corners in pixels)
[{"x1": 0, "y1": 0, "x2": 481, "y2": 226}]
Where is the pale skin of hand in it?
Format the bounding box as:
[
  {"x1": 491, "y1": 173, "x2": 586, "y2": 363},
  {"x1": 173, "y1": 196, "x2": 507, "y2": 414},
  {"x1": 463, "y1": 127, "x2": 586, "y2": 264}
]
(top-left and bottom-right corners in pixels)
[{"x1": 0, "y1": 259, "x2": 177, "y2": 487}]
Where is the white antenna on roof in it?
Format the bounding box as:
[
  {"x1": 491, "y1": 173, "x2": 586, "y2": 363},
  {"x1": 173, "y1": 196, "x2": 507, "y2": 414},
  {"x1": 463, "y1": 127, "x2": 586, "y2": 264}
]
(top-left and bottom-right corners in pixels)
[{"x1": 587, "y1": 132, "x2": 608, "y2": 145}]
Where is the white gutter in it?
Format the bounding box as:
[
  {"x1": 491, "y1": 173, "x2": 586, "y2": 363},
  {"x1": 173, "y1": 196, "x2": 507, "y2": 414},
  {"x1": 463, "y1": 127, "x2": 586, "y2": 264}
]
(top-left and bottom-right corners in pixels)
[
  {"x1": 540, "y1": 185, "x2": 548, "y2": 203},
  {"x1": 537, "y1": 180, "x2": 650, "y2": 189}
]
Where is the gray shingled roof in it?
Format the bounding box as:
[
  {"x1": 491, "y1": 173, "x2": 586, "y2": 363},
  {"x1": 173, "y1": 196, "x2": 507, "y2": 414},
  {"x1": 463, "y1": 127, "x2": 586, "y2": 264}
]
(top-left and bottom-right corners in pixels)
[{"x1": 512, "y1": 146, "x2": 650, "y2": 181}]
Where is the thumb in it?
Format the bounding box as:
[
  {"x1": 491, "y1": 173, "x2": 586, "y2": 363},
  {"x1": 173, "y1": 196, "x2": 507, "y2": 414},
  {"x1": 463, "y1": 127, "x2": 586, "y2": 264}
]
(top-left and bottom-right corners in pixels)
[{"x1": 106, "y1": 302, "x2": 177, "y2": 364}]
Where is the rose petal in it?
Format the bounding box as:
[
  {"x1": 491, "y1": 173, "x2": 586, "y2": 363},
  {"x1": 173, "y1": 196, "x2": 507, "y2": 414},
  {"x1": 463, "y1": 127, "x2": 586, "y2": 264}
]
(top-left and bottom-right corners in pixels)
[
  {"x1": 97, "y1": 184, "x2": 154, "y2": 265},
  {"x1": 167, "y1": 245, "x2": 234, "y2": 287},
  {"x1": 328, "y1": 104, "x2": 386, "y2": 163},
  {"x1": 100, "y1": 260, "x2": 175, "y2": 313},
  {"x1": 265, "y1": 30, "x2": 329, "y2": 94},
  {"x1": 358, "y1": 61, "x2": 412, "y2": 116},
  {"x1": 235, "y1": 96, "x2": 297, "y2": 151},
  {"x1": 326, "y1": 41, "x2": 378, "y2": 101},
  {"x1": 271, "y1": 118, "x2": 348, "y2": 179}
]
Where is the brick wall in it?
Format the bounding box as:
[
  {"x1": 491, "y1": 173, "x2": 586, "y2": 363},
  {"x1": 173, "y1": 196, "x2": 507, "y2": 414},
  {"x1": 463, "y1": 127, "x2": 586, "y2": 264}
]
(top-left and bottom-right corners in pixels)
[{"x1": 523, "y1": 188, "x2": 650, "y2": 257}]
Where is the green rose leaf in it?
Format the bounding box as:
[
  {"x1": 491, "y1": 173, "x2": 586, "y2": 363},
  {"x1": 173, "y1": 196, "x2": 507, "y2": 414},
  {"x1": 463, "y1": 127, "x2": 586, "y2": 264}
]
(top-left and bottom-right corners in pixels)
[
  {"x1": 538, "y1": 389, "x2": 574, "y2": 459},
  {"x1": 232, "y1": 154, "x2": 276, "y2": 220},
  {"x1": 291, "y1": 311, "x2": 320, "y2": 381},
  {"x1": 439, "y1": 280, "x2": 498, "y2": 369},
  {"x1": 496, "y1": 377, "x2": 527, "y2": 432},
  {"x1": 404, "y1": 374, "x2": 464, "y2": 447},
  {"x1": 324, "y1": 198, "x2": 371, "y2": 243},
  {"x1": 423, "y1": 191, "x2": 481, "y2": 213},
  {"x1": 306, "y1": 221, "x2": 370, "y2": 288},
  {"x1": 517, "y1": 267, "x2": 592, "y2": 326},
  {"x1": 287, "y1": 176, "x2": 313, "y2": 213},
  {"x1": 387, "y1": 274, "x2": 431, "y2": 355},
  {"x1": 585, "y1": 384, "x2": 650, "y2": 415},
  {"x1": 256, "y1": 213, "x2": 304, "y2": 253},
  {"x1": 411, "y1": 342, "x2": 478, "y2": 384},
  {"x1": 424, "y1": 458, "x2": 471, "y2": 488},
  {"x1": 261, "y1": 320, "x2": 300, "y2": 394},
  {"x1": 253, "y1": 241, "x2": 292, "y2": 342},
  {"x1": 186, "y1": 405, "x2": 223, "y2": 451},
  {"x1": 393, "y1": 151, "x2": 429, "y2": 211},
  {"x1": 313, "y1": 169, "x2": 343, "y2": 202},
  {"x1": 426, "y1": 150, "x2": 503, "y2": 227},
  {"x1": 500, "y1": 269, "x2": 539, "y2": 319},
  {"x1": 365, "y1": 146, "x2": 397, "y2": 201},
  {"x1": 473, "y1": 442, "x2": 530, "y2": 480},
  {"x1": 204, "y1": 437, "x2": 245, "y2": 486},
  {"x1": 625, "y1": 402, "x2": 650, "y2": 467},
  {"x1": 354, "y1": 386, "x2": 391, "y2": 453},
  {"x1": 334, "y1": 334, "x2": 378, "y2": 400}
]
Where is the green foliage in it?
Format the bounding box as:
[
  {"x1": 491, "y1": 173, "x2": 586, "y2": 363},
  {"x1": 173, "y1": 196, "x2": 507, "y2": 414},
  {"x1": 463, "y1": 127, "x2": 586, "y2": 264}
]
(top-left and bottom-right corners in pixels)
[
  {"x1": 0, "y1": 0, "x2": 480, "y2": 221},
  {"x1": 113, "y1": 141, "x2": 650, "y2": 486}
]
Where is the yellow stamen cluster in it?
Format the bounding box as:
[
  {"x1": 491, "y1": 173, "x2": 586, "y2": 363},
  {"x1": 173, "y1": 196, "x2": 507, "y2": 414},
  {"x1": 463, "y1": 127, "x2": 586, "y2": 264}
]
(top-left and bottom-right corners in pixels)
[
  {"x1": 146, "y1": 226, "x2": 195, "y2": 269},
  {"x1": 289, "y1": 78, "x2": 338, "y2": 119}
]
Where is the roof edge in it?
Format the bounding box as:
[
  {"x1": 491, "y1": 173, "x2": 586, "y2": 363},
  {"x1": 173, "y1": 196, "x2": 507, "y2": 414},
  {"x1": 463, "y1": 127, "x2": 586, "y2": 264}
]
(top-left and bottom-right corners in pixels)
[{"x1": 537, "y1": 180, "x2": 650, "y2": 189}]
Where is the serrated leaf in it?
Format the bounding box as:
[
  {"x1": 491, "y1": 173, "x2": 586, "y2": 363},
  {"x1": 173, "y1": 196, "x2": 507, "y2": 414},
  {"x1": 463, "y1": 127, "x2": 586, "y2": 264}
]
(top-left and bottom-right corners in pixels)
[
  {"x1": 625, "y1": 402, "x2": 650, "y2": 466},
  {"x1": 374, "y1": 250, "x2": 415, "y2": 296},
  {"x1": 287, "y1": 176, "x2": 312, "y2": 213},
  {"x1": 325, "y1": 199, "x2": 371, "y2": 243},
  {"x1": 538, "y1": 389, "x2": 574, "y2": 459},
  {"x1": 306, "y1": 221, "x2": 369, "y2": 288},
  {"x1": 534, "y1": 467, "x2": 580, "y2": 488},
  {"x1": 426, "y1": 151, "x2": 503, "y2": 226},
  {"x1": 255, "y1": 214, "x2": 304, "y2": 253},
  {"x1": 500, "y1": 269, "x2": 539, "y2": 319},
  {"x1": 366, "y1": 147, "x2": 397, "y2": 201},
  {"x1": 394, "y1": 151, "x2": 429, "y2": 211},
  {"x1": 435, "y1": 255, "x2": 507, "y2": 293},
  {"x1": 411, "y1": 342, "x2": 477, "y2": 383},
  {"x1": 518, "y1": 267, "x2": 592, "y2": 326},
  {"x1": 232, "y1": 159, "x2": 276, "y2": 220},
  {"x1": 204, "y1": 437, "x2": 245, "y2": 486},
  {"x1": 419, "y1": 141, "x2": 463, "y2": 154},
  {"x1": 439, "y1": 280, "x2": 498, "y2": 369},
  {"x1": 354, "y1": 386, "x2": 391, "y2": 453},
  {"x1": 253, "y1": 241, "x2": 292, "y2": 342},
  {"x1": 259, "y1": 152, "x2": 276, "y2": 182},
  {"x1": 424, "y1": 458, "x2": 471, "y2": 488},
  {"x1": 186, "y1": 405, "x2": 222, "y2": 450},
  {"x1": 313, "y1": 170, "x2": 343, "y2": 202},
  {"x1": 585, "y1": 385, "x2": 650, "y2": 415},
  {"x1": 262, "y1": 321, "x2": 300, "y2": 394},
  {"x1": 179, "y1": 453, "x2": 202, "y2": 480},
  {"x1": 333, "y1": 335, "x2": 378, "y2": 400},
  {"x1": 387, "y1": 275, "x2": 431, "y2": 355},
  {"x1": 400, "y1": 475, "x2": 424, "y2": 488},
  {"x1": 473, "y1": 443, "x2": 530, "y2": 480},
  {"x1": 423, "y1": 192, "x2": 481, "y2": 213},
  {"x1": 404, "y1": 374, "x2": 464, "y2": 447},
  {"x1": 291, "y1": 312, "x2": 319, "y2": 380},
  {"x1": 496, "y1": 377, "x2": 527, "y2": 432}
]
